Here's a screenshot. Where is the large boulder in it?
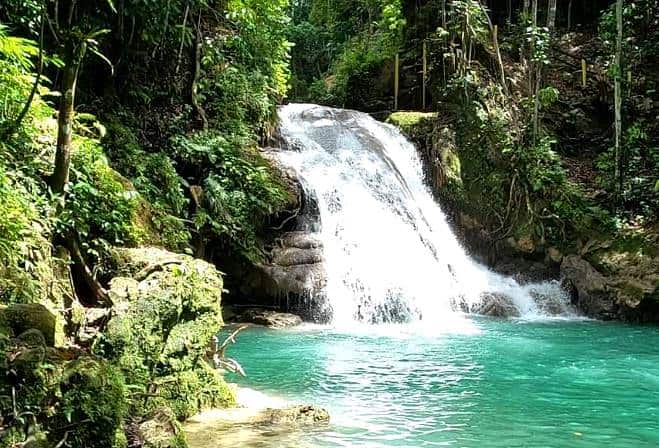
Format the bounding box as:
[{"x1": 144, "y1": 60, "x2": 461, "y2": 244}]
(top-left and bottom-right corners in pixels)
[
  {"x1": 98, "y1": 247, "x2": 235, "y2": 420},
  {"x1": 570, "y1": 234, "x2": 659, "y2": 321}
]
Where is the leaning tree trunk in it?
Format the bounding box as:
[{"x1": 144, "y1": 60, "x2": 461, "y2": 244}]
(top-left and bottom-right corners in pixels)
[
  {"x1": 614, "y1": 0, "x2": 623, "y2": 197},
  {"x1": 51, "y1": 42, "x2": 86, "y2": 194},
  {"x1": 7, "y1": 5, "x2": 44, "y2": 138}
]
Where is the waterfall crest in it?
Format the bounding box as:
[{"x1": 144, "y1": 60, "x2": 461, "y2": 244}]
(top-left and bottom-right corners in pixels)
[{"x1": 275, "y1": 104, "x2": 573, "y2": 325}]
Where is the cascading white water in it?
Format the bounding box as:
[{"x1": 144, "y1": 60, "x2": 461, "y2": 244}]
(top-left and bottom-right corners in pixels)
[{"x1": 276, "y1": 104, "x2": 573, "y2": 325}]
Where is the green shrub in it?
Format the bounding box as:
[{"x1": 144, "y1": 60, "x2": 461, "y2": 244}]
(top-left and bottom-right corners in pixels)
[
  {"x1": 200, "y1": 0, "x2": 291, "y2": 135},
  {"x1": 102, "y1": 121, "x2": 191, "y2": 251},
  {"x1": 0, "y1": 164, "x2": 47, "y2": 303},
  {"x1": 55, "y1": 137, "x2": 141, "y2": 263},
  {"x1": 171, "y1": 131, "x2": 289, "y2": 261}
]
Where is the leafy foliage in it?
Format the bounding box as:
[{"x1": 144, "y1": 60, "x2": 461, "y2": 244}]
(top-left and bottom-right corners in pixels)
[
  {"x1": 102, "y1": 121, "x2": 191, "y2": 251},
  {"x1": 0, "y1": 24, "x2": 38, "y2": 131},
  {"x1": 200, "y1": 0, "x2": 292, "y2": 135},
  {"x1": 289, "y1": 0, "x2": 405, "y2": 104},
  {"x1": 597, "y1": 120, "x2": 659, "y2": 220},
  {"x1": 171, "y1": 131, "x2": 289, "y2": 261},
  {"x1": 0, "y1": 165, "x2": 47, "y2": 303},
  {"x1": 55, "y1": 137, "x2": 141, "y2": 264}
]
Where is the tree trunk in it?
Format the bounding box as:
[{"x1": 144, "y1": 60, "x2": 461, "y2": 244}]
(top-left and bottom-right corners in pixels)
[
  {"x1": 191, "y1": 13, "x2": 208, "y2": 131},
  {"x1": 523, "y1": 0, "x2": 530, "y2": 18},
  {"x1": 51, "y1": 42, "x2": 85, "y2": 194},
  {"x1": 567, "y1": 0, "x2": 573, "y2": 30},
  {"x1": 531, "y1": 0, "x2": 540, "y2": 144},
  {"x1": 614, "y1": 0, "x2": 623, "y2": 196},
  {"x1": 547, "y1": 0, "x2": 557, "y2": 30}
]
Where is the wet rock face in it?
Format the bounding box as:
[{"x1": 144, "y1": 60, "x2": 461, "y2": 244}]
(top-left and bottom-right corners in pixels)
[
  {"x1": 262, "y1": 232, "x2": 324, "y2": 294},
  {"x1": 255, "y1": 231, "x2": 328, "y2": 322},
  {"x1": 226, "y1": 148, "x2": 330, "y2": 323},
  {"x1": 470, "y1": 293, "x2": 521, "y2": 318},
  {"x1": 560, "y1": 255, "x2": 616, "y2": 319}
]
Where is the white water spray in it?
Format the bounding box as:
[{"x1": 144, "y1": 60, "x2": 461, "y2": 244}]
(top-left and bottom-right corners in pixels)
[{"x1": 276, "y1": 104, "x2": 573, "y2": 325}]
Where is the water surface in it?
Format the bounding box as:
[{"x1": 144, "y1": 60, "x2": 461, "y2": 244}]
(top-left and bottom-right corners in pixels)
[{"x1": 225, "y1": 319, "x2": 659, "y2": 447}]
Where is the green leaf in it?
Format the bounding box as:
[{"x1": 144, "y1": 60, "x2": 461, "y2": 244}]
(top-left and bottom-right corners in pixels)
[{"x1": 89, "y1": 47, "x2": 114, "y2": 76}]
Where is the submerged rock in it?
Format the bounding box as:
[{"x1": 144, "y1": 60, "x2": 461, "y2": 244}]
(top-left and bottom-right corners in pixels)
[
  {"x1": 229, "y1": 308, "x2": 302, "y2": 328},
  {"x1": 259, "y1": 405, "x2": 330, "y2": 425}
]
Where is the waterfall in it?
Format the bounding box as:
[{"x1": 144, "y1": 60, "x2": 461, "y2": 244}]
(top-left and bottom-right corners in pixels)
[{"x1": 275, "y1": 104, "x2": 573, "y2": 325}]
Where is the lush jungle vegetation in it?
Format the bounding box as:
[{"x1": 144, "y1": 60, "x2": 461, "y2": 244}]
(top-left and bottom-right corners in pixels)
[{"x1": 0, "y1": 0, "x2": 657, "y2": 447}]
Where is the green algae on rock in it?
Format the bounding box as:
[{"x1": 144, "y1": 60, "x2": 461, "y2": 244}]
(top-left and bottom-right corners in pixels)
[{"x1": 97, "y1": 247, "x2": 236, "y2": 421}]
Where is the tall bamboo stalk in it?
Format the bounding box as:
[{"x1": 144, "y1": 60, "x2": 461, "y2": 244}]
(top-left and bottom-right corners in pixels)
[{"x1": 614, "y1": 0, "x2": 624, "y2": 196}]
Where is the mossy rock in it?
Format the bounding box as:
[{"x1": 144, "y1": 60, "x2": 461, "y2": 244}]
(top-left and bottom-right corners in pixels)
[
  {"x1": 0, "y1": 303, "x2": 56, "y2": 346},
  {"x1": 97, "y1": 247, "x2": 235, "y2": 420},
  {"x1": 50, "y1": 358, "x2": 128, "y2": 448},
  {"x1": 386, "y1": 112, "x2": 438, "y2": 136},
  {"x1": 0, "y1": 339, "x2": 128, "y2": 448}
]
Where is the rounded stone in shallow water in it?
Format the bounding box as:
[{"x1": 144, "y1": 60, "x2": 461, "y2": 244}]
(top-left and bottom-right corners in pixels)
[{"x1": 184, "y1": 387, "x2": 329, "y2": 448}]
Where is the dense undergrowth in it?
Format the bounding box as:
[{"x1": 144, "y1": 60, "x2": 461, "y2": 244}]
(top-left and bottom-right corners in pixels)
[
  {"x1": 291, "y1": 0, "x2": 657, "y2": 253},
  {"x1": 0, "y1": 1, "x2": 291, "y2": 446}
]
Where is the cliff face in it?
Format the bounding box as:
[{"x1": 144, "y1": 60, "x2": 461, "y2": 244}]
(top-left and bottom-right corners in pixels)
[{"x1": 387, "y1": 111, "x2": 659, "y2": 322}]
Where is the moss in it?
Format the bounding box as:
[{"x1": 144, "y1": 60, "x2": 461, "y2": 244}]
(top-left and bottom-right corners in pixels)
[
  {"x1": 101, "y1": 120, "x2": 191, "y2": 252},
  {"x1": 96, "y1": 248, "x2": 235, "y2": 421},
  {"x1": 0, "y1": 335, "x2": 128, "y2": 448},
  {"x1": 154, "y1": 365, "x2": 236, "y2": 420},
  {"x1": 0, "y1": 303, "x2": 56, "y2": 345},
  {"x1": 52, "y1": 359, "x2": 128, "y2": 448},
  {"x1": 386, "y1": 111, "x2": 438, "y2": 133}
]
